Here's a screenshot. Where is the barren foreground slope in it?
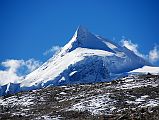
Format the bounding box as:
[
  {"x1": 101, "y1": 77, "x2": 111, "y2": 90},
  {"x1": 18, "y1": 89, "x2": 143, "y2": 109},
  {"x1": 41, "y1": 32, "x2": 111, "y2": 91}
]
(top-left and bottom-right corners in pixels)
[{"x1": 0, "y1": 74, "x2": 159, "y2": 120}]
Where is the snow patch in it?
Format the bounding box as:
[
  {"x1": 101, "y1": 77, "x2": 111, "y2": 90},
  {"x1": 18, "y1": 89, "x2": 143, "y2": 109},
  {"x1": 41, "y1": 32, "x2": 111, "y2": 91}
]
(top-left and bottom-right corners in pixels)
[{"x1": 68, "y1": 94, "x2": 116, "y2": 115}]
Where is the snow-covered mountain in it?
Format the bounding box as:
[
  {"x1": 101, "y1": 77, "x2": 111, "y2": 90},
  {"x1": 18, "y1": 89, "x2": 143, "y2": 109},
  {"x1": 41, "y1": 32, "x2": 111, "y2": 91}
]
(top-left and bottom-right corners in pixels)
[
  {"x1": 130, "y1": 66, "x2": 159, "y2": 74},
  {"x1": 0, "y1": 26, "x2": 150, "y2": 96}
]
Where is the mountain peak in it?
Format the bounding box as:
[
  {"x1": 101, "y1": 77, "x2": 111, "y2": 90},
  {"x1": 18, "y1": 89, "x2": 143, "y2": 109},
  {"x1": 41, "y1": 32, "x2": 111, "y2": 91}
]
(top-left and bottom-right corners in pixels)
[
  {"x1": 74, "y1": 25, "x2": 90, "y2": 42},
  {"x1": 76, "y1": 25, "x2": 88, "y2": 35},
  {"x1": 0, "y1": 26, "x2": 151, "y2": 96},
  {"x1": 60, "y1": 26, "x2": 115, "y2": 55}
]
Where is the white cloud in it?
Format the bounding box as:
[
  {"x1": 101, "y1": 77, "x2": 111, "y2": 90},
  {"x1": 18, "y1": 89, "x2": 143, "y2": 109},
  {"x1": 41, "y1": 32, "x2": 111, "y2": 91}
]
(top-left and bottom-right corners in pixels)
[
  {"x1": 149, "y1": 45, "x2": 159, "y2": 63},
  {"x1": 121, "y1": 39, "x2": 159, "y2": 64},
  {"x1": 0, "y1": 59, "x2": 42, "y2": 85},
  {"x1": 24, "y1": 59, "x2": 42, "y2": 72},
  {"x1": 1, "y1": 59, "x2": 24, "y2": 73},
  {"x1": 43, "y1": 45, "x2": 61, "y2": 56},
  {"x1": 120, "y1": 39, "x2": 144, "y2": 58}
]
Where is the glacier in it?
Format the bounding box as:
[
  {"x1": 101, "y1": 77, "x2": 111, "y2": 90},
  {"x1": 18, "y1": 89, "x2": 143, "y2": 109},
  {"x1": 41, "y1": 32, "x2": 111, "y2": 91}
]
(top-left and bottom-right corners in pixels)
[{"x1": 0, "y1": 26, "x2": 151, "y2": 96}]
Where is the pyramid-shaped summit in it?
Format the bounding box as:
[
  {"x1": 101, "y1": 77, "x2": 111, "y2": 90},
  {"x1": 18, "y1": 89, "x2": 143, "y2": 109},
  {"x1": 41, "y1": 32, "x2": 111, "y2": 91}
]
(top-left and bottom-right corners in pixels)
[
  {"x1": 0, "y1": 26, "x2": 150, "y2": 96},
  {"x1": 76, "y1": 25, "x2": 89, "y2": 37},
  {"x1": 60, "y1": 26, "x2": 115, "y2": 56}
]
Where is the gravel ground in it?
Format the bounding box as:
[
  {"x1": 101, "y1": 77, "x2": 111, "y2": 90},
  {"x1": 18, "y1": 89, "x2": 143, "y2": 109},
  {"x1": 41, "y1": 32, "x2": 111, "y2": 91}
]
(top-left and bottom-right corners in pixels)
[{"x1": 0, "y1": 74, "x2": 159, "y2": 120}]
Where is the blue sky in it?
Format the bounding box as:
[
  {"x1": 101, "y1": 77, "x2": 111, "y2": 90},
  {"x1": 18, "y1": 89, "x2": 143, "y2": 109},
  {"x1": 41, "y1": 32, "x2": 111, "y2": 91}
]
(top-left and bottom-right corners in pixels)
[{"x1": 0, "y1": 0, "x2": 159, "y2": 66}]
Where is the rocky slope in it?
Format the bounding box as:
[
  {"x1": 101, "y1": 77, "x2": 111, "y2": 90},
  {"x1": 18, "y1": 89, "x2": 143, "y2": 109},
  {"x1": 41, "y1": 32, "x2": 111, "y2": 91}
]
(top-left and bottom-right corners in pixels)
[{"x1": 0, "y1": 74, "x2": 159, "y2": 120}]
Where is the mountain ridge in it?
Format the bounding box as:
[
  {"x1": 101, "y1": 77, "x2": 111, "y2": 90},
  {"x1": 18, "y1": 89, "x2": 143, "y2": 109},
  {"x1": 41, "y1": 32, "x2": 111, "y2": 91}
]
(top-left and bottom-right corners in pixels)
[{"x1": 0, "y1": 26, "x2": 151, "y2": 96}]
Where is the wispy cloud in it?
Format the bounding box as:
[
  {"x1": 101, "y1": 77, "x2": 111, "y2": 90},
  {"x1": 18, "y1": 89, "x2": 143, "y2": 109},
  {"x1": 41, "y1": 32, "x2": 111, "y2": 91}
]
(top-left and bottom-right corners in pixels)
[
  {"x1": 0, "y1": 60, "x2": 24, "y2": 85},
  {"x1": 43, "y1": 45, "x2": 61, "y2": 56},
  {"x1": 24, "y1": 59, "x2": 42, "y2": 72},
  {"x1": 120, "y1": 38, "x2": 159, "y2": 64},
  {"x1": 0, "y1": 59, "x2": 42, "y2": 85},
  {"x1": 149, "y1": 45, "x2": 159, "y2": 63},
  {"x1": 120, "y1": 39, "x2": 144, "y2": 58}
]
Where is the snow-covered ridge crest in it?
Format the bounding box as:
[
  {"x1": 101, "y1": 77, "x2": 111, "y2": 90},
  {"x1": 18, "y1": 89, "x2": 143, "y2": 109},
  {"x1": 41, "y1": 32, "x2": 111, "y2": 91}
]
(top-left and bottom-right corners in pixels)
[
  {"x1": 59, "y1": 25, "x2": 89, "y2": 56},
  {"x1": 20, "y1": 48, "x2": 113, "y2": 88}
]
